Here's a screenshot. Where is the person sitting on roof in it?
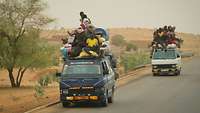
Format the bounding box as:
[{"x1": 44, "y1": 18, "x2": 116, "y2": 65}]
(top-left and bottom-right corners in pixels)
[
  {"x1": 70, "y1": 27, "x2": 87, "y2": 57},
  {"x1": 156, "y1": 28, "x2": 166, "y2": 48},
  {"x1": 80, "y1": 12, "x2": 91, "y2": 22},
  {"x1": 78, "y1": 24, "x2": 105, "y2": 57},
  {"x1": 80, "y1": 12, "x2": 91, "y2": 30},
  {"x1": 60, "y1": 38, "x2": 72, "y2": 60}
]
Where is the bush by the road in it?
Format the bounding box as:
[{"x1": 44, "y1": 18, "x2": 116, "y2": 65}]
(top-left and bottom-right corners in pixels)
[
  {"x1": 120, "y1": 52, "x2": 150, "y2": 73},
  {"x1": 126, "y1": 43, "x2": 138, "y2": 51},
  {"x1": 111, "y1": 35, "x2": 126, "y2": 47},
  {"x1": 34, "y1": 84, "x2": 44, "y2": 97},
  {"x1": 38, "y1": 73, "x2": 58, "y2": 87},
  {"x1": 35, "y1": 73, "x2": 58, "y2": 97},
  {"x1": 38, "y1": 76, "x2": 51, "y2": 87}
]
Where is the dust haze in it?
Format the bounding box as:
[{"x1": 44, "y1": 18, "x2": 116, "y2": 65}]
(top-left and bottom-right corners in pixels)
[{"x1": 45, "y1": 0, "x2": 200, "y2": 34}]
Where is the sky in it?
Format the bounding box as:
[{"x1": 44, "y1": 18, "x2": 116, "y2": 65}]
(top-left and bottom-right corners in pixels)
[{"x1": 45, "y1": 0, "x2": 200, "y2": 34}]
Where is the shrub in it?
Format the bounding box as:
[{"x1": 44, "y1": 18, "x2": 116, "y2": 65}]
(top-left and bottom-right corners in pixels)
[
  {"x1": 38, "y1": 73, "x2": 59, "y2": 87},
  {"x1": 120, "y1": 52, "x2": 150, "y2": 73},
  {"x1": 38, "y1": 76, "x2": 51, "y2": 87},
  {"x1": 126, "y1": 43, "x2": 138, "y2": 51},
  {"x1": 52, "y1": 56, "x2": 59, "y2": 66},
  {"x1": 50, "y1": 73, "x2": 60, "y2": 83},
  {"x1": 34, "y1": 84, "x2": 44, "y2": 97},
  {"x1": 111, "y1": 35, "x2": 126, "y2": 47},
  {"x1": 35, "y1": 73, "x2": 59, "y2": 97}
]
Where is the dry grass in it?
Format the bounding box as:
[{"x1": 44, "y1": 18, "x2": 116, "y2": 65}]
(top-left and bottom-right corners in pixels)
[{"x1": 0, "y1": 87, "x2": 59, "y2": 113}]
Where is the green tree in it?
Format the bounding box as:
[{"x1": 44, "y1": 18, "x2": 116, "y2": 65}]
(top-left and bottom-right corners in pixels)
[
  {"x1": 0, "y1": 0, "x2": 54, "y2": 87},
  {"x1": 111, "y1": 35, "x2": 126, "y2": 47}
]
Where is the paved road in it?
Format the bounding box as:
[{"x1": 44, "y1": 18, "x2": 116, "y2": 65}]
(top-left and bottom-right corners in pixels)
[{"x1": 34, "y1": 57, "x2": 200, "y2": 113}]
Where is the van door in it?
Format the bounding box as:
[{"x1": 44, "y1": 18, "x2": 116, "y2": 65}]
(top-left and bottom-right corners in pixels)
[
  {"x1": 103, "y1": 61, "x2": 115, "y2": 97},
  {"x1": 176, "y1": 51, "x2": 182, "y2": 70}
]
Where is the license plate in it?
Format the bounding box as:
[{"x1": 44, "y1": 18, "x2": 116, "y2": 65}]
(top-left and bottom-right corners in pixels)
[
  {"x1": 74, "y1": 96, "x2": 89, "y2": 100},
  {"x1": 161, "y1": 69, "x2": 168, "y2": 72}
]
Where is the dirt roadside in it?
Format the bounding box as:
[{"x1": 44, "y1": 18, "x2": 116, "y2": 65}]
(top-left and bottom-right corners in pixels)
[{"x1": 0, "y1": 87, "x2": 59, "y2": 113}]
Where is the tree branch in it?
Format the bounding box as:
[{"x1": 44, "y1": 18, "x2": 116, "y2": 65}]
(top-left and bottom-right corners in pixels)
[
  {"x1": 15, "y1": 18, "x2": 26, "y2": 41},
  {"x1": 16, "y1": 67, "x2": 23, "y2": 84},
  {"x1": 18, "y1": 67, "x2": 28, "y2": 86}
]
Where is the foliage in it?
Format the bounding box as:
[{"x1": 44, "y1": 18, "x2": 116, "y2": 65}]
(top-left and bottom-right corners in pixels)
[
  {"x1": 50, "y1": 44, "x2": 60, "y2": 66},
  {"x1": 52, "y1": 56, "x2": 59, "y2": 66},
  {"x1": 120, "y1": 52, "x2": 150, "y2": 73},
  {"x1": 111, "y1": 35, "x2": 126, "y2": 47},
  {"x1": 38, "y1": 76, "x2": 51, "y2": 87},
  {"x1": 38, "y1": 73, "x2": 58, "y2": 87},
  {"x1": 126, "y1": 43, "x2": 138, "y2": 51},
  {"x1": 0, "y1": 0, "x2": 54, "y2": 87},
  {"x1": 111, "y1": 35, "x2": 138, "y2": 52},
  {"x1": 35, "y1": 73, "x2": 58, "y2": 97},
  {"x1": 34, "y1": 84, "x2": 44, "y2": 97}
]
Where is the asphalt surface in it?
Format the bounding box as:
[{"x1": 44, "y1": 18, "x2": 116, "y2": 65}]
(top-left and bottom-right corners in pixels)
[{"x1": 33, "y1": 57, "x2": 200, "y2": 113}]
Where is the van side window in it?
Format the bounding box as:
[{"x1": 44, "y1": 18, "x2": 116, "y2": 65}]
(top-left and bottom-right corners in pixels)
[
  {"x1": 105, "y1": 61, "x2": 111, "y2": 73},
  {"x1": 102, "y1": 61, "x2": 109, "y2": 74},
  {"x1": 102, "y1": 62, "x2": 106, "y2": 71}
]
